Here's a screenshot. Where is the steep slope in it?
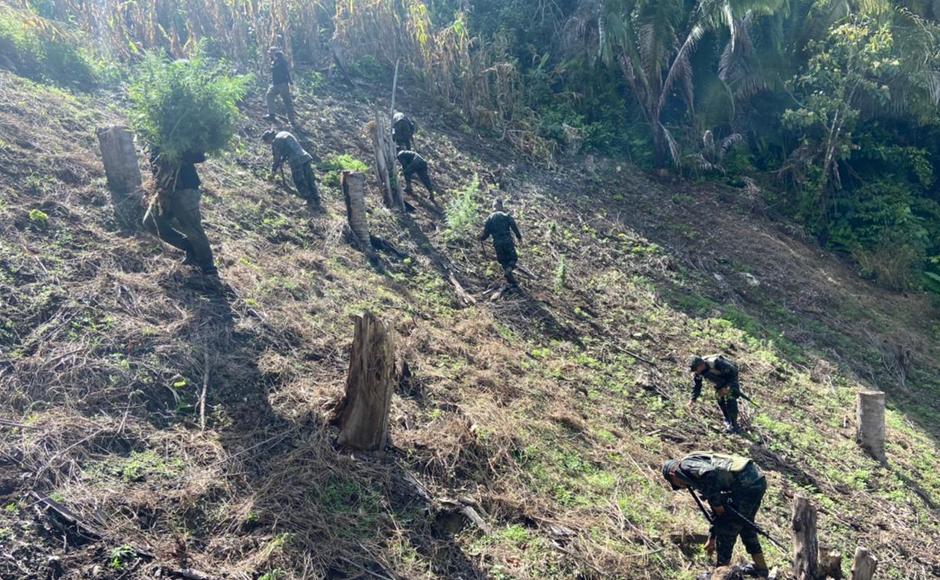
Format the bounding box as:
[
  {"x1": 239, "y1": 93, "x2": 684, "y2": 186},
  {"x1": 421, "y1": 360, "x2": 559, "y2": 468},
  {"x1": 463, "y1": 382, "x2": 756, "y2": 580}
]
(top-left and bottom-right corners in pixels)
[{"x1": 1, "y1": 70, "x2": 939, "y2": 580}]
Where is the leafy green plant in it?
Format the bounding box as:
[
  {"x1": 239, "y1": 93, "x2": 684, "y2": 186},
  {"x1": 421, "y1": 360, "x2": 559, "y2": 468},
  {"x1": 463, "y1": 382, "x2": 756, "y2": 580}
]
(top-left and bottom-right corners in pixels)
[
  {"x1": 28, "y1": 209, "x2": 49, "y2": 225},
  {"x1": 445, "y1": 175, "x2": 481, "y2": 242},
  {"x1": 554, "y1": 255, "x2": 568, "y2": 292},
  {"x1": 109, "y1": 545, "x2": 136, "y2": 571},
  {"x1": 128, "y1": 45, "x2": 249, "y2": 164},
  {"x1": 321, "y1": 154, "x2": 370, "y2": 187}
]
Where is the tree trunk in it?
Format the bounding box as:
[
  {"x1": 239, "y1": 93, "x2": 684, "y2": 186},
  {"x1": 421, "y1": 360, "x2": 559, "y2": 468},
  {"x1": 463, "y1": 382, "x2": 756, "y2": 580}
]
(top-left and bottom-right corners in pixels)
[
  {"x1": 96, "y1": 125, "x2": 143, "y2": 231},
  {"x1": 850, "y1": 547, "x2": 877, "y2": 580},
  {"x1": 819, "y1": 545, "x2": 843, "y2": 580},
  {"x1": 371, "y1": 111, "x2": 405, "y2": 210},
  {"x1": 856, "y1": 390, "x2": 886, "y2": 462},
  {"x1": 334, "y1": 312, "x2": 395, "y2": 451},
  {"x1": 791, "y1": 495, "x2": 819, "y2": 580},
  {"x1": 341, "y1": 171, "x2": 372, "y2": 252}
]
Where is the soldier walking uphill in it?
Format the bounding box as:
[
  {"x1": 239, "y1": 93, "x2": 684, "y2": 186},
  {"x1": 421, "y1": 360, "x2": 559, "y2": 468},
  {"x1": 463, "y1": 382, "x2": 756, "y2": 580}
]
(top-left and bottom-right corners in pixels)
[
  {"x1": 397, "y1": 150, "x2": 436, "y2": 201},
  {"x1": 663, "y1": 453, "x2": 770, "y2": 578},
  {"x1": 262, "y1": 130, "x2": 319, "y2": 207},
  {"x1": 392, "y1": 111, "x2": 417, "y2": 151},
  {"x1": 689, "y1": 354, "x2": 744, "y2": 434},
  {"x1": 265, "y1": 48, "x2": 297, "y2": 126},
  {"x1": 480, "y1": 199, "x2": 523, "y2": 286},
  {"x1": 144, "y1": 150, "x2": 217, "y2": 277}
]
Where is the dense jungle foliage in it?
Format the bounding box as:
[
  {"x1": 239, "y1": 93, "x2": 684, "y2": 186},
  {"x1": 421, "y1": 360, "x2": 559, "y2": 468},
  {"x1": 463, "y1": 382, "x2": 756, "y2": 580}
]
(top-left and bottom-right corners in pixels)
[{"x1": 4, "y1": 0, "x2": 940, "y2": 290}]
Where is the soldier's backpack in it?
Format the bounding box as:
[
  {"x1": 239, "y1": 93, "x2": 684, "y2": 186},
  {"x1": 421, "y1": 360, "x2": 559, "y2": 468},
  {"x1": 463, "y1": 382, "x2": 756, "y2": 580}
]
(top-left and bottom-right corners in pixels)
[{"x1": 707, "y1": 354, "x2": 739, "y2": 374}]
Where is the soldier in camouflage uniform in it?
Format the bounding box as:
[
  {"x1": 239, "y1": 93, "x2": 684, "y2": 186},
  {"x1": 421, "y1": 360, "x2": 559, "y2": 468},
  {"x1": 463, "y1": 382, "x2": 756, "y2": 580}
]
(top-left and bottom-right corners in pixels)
[
  {"x1": 689, "y1": 354, "x2": 743, "y2": 433},
  {"x1": 480, "y1": 199, "x2": 523, "y2": 286},
  {"x1": 663, "y1": 452, "x2": 769, "y2": 578},
  {"x1": 264, "y1": 48, "x2": 297, "y2": 126},
  {"x1": 262, "y1": 129, "x2": 319, "y2": 206},
  {"x1": 396, "y1": 150, "x2": 435, "y2": 201},
  {"x1": 392, "y1": 111, "x2": 417, "y2": 152},
  {"x1": 144, "y1": 149, "x2": 217, "y2": 276}
]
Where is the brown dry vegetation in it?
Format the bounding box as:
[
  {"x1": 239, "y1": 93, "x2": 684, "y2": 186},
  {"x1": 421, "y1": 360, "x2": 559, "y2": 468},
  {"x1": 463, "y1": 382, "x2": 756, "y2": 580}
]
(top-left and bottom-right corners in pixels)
[{"x1": 1, "y1": 69, "x2": 939, "y2": 580}]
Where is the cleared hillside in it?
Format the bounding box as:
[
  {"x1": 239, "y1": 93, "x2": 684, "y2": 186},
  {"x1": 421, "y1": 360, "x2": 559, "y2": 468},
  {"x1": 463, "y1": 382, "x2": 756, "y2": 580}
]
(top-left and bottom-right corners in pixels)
[{"x1": 1, "y1": 70, "x2": 939, "y2": 579}]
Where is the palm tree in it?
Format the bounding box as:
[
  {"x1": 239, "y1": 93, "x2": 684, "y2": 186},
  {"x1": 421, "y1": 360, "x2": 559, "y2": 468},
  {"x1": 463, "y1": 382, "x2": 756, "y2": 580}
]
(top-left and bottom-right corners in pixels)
[{"x1": 564, "y1": 0, "x2": 787, "y2": 167}]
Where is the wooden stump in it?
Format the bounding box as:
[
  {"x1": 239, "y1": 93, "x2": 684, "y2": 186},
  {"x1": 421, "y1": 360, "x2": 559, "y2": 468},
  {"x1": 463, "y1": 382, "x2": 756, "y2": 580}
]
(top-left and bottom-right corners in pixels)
[
  {"x1": 371, "y1": 111, "x2": 405, "y2": 210},
  {"x1": 850, "y1": 547, "x2": 877, "y2": 580},
  {"x1": 96, "y1": 125, "x2": 143, "y2": 231},
  {"x1": 333, "y1": 312, "x2": 395, "y2": 451},
  {"x1": 791, "y1": 495, "x2": 819, "y2": 580},
  {"x1": 341, "y1": 171, "x2": 372, "y2": 252},
  {"x1": 819, "y1": 545, "x2": 843, "y2": 579},
  {"x1": 856, "y1": 390, "x2": 886, "y2": 462}
]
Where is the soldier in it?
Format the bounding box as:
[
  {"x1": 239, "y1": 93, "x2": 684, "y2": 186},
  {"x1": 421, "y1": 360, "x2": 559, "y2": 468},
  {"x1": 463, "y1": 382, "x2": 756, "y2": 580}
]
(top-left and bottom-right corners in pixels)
[
  {"x1": 396, "y1": 150, "x2": 435, "y2": 201},
  {"x1": 480, "y1": 199, "x2": 523, "y2": 286},
  {"x1": 392, "y1": 111, "x2": 417, "y2": 151},
  {"x1": 662, "y1": 452, "x2": 770, "y2": 578},
  {"x1": 689, "y1": 354, "x2": 743, "y2": 433},
  {"x1": 262, "y1": 129, "x2": 319, "y2": 206},
  {"x1": 144, "y1": 149, "x2": 217, "y2": 277},
  {"x1": 264, "y1": 48, "x2": 297, "y2": 126}
]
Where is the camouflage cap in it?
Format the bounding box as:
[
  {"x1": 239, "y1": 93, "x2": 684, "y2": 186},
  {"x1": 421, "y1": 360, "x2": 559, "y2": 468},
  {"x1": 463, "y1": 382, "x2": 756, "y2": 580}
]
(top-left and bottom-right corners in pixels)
[{"x1": 689, "y1": 355, "x2": 705, "y2": 372}]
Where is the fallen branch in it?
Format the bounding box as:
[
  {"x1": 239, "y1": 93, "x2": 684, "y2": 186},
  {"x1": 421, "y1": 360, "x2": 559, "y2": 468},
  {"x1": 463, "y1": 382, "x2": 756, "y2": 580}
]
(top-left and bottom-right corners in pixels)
[{"x1": 199, "y1": 350, "x2": 211, "y2": 432}]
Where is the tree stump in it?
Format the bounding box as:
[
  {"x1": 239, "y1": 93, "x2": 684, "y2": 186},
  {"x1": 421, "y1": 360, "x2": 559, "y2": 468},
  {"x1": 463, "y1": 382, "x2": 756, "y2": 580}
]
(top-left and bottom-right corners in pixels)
[
  {"x1": 96, "y1": 125, "x2": 144, "y2": 231},
  {"x1": 856, "y1": 390, "x2": 886, "y2": 462},
  {"x1": 819, "y1": 545, "x2": 843, "y2": 579},
  {"x1": 333, "y1": 312, "x2": 395, "y2": 451},
  {"x1": 341, "y1": 171, "x2": 372, "y2": 252},
  {"x1": 371, "y1": 111, "x2": 405, "y2": 210},
  {"x1": 850, "y1": 547, "x2": 877, "y2": 580},
  {"x1": 791, "y1": 495, "x2": 819, "y2": 580}
]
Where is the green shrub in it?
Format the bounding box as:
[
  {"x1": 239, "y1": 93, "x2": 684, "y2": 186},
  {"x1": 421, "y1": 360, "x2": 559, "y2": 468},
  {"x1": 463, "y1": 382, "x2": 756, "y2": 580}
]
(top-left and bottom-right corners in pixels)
[
  {"x1": 129, "y1": 45, "x2": 249, "y2": 164},
  {"x1": 554, "y1": 255, "x2": 568, "y2": 292},
  {"x1": 0, "y1": 7, "x2": 102, "y2": 90},
  {"x1": 445, "y1": 175, "x2": 481, "y2": 242},
  {"x1": 321, "y1": 154, "x2": 370, "y2": 186}
]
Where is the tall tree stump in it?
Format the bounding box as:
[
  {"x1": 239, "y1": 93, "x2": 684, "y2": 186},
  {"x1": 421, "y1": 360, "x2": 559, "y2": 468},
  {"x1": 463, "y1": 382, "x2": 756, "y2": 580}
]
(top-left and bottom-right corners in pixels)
[
  {"x1": 371, "y1": 111, "x2": 405, "y2": 210},
  {"x1": 856, "y1": 390, "x2": 886, "y2": 462},
  {"x1": 850, "y1": 547, "x2": 877, "y2": 580},
  {"x1": 791, "y1": 495, "x2": 819, "y2": 580},
  {"x1": 341, "y1": 171, "x2": 372, "y2": 252},
  {"x1": 96, "y1": 125, "x2": 143, "y2": 231},
  {"x1": 334, "y1": 312, "x2": 395, "y2": 451}
]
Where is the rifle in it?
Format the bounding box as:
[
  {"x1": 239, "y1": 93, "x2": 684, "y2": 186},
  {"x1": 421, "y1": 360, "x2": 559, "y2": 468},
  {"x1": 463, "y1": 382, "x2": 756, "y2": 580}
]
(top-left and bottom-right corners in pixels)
[
  {"x1": 724, "y1": 502, "x2": 787, "y2": 552},
  {"x1": 480, "y1": 239, "x2": 489, "y2": 259},
  {"x1": 691, "y1": 490, "x2": 786, "y2": 552}
]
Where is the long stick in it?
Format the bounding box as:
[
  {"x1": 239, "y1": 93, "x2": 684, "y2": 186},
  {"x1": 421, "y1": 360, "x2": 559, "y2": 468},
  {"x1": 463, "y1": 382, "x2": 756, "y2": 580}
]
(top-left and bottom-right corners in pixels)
[
  {"x1": 390, "y1": 58, "x2": 400, "y2": 117},
  {"x1": 200, "y1": 350, "x2": 210, "y2": 432}
]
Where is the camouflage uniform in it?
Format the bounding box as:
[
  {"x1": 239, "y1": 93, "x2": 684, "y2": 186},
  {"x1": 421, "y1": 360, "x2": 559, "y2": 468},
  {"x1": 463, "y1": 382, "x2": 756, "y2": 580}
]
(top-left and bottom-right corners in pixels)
[
  {"x1": 692, "y1": 355, "x2": 742, "y2": 431},
  {"x1": 392, "y1": 112, "x2": 416, "y2": 151},
  {"x1": 397, "y1": 150, "x2": 435, "y2": 200},
  {"x1": 270, "y1": 131, "x2": 319, "y2": 205},
  {"x1": 669, "y1": 453, "x2": 767, "y2": 568},
  {"x1": 266, "y1": 52, "x2": 297, "y2": 125},
  {"x1": 480, "y1": 211, "x2": 522, "y2": 285},
  {"x1": 144, "y1": 151, "x2": 216, "y2": 275}
]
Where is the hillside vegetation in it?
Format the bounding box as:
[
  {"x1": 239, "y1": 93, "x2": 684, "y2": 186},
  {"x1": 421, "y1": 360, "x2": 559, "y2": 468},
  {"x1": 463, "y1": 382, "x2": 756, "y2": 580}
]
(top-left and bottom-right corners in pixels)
[{"x1": 1, "y1": 60, "x2": 940, "y2": 580}]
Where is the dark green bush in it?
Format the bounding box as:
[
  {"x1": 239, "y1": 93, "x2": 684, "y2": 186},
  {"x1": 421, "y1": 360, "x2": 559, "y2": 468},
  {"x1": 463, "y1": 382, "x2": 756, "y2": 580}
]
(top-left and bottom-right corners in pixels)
[{"x1": 129, "y1": 47, "x2": 250, "y2": 164}]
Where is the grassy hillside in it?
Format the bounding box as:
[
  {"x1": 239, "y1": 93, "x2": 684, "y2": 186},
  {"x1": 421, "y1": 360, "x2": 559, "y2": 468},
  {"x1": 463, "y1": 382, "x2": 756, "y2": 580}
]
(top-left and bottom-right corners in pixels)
[{"x1": 1, "y1": 70, "x2": 939, "y2": 580}]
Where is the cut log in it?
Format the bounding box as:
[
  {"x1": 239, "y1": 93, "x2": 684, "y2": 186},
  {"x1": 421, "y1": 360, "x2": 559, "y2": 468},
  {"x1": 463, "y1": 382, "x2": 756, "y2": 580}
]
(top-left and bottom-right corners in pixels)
[
  {"x1": 371, "y1": 111, "x2": 405, "y2": 210},
  {"x1": 819, "y1": 545, "x2": 843, "y2": 579},
  {"x1": 791, "y1": 495, "x2": 818, "y2": 580},
  {"x1": 341, "y1": 171, "x2": 372, "y2": 252},
  {"x1": 96, "y1": 125, "x2": 144, "y2": 231},
  {"x1": 856, "y1": 390, "x2": 886, "y2": 462},
  {"x1": 850, "y1": 547, "x2": 877, "y2": 580},
  {"x1": 334, "y1": 312, "x2": 395, "y2": 451}
]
